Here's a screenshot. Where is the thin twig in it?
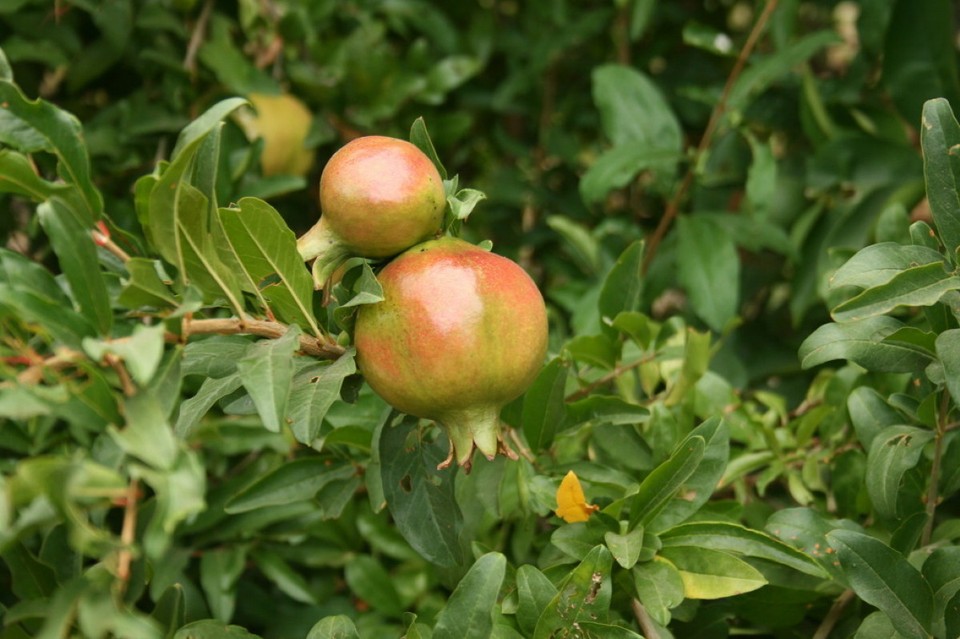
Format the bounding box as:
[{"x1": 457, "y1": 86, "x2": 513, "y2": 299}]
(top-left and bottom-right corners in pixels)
[
  {"x1": 115, "y1": 479, "x2": 140, "y2": 592},
  {"x1": 630, "y1": 598, "x2": 660, "y2": 639},
  {"x1": 183, "y1": 0, "x2": 215, "y2": 74},
  {"x1": 105, "y1": 353, "x2": 137, "y2": 397},
  {"x1": 565, "y1": 353, "x2": 655, "y2": 402},
  {"x1": 92, "y1": 227, "x2": 131, "y2": 263},
  {"x1": 812, "y1": 589, "x2": 855, "y2": 639},
  {"x1": 642, "y1": 0, "x2": 780, "y2": 273},
  {"x1": 181, "y1": 317, "x2": 345, "y2": 359},
  {"x1": 922, "y1": 391, "x2": 950, "y2": 547}
]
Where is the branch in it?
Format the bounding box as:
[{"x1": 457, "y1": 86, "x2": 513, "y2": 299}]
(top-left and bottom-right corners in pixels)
[
  {"x1": 812, "y1": 589, "x2": 855, "y2": 639},
  {"x1": 565, "y1": 353, "x2": 655, "y2": 402},
  {"x1": 642, "y1": 0, "x2": 780, "y2": 273},
  {"x1": 115, "y1": 479, "x2": 140, "y2": 592},
  {"x1": 630, "y1": 598, "x2": 660, "y2": 639},
  {"x1": 922, "y1": 390, "x2": 950, "y2": 546},
  {"x1": 181, "y1": 317, "x2": 345, "y2": 359},
  {"x1": 183, "y1": 0, "x2": 215, "y2": 74}
]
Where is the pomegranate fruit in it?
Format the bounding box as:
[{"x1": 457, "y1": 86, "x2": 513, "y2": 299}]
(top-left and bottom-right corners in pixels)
[
  {"x1": 297, "y1": 136, "x2": 446, "y2": 288},
  {"x1": 354, "y1": 237, "x2": 548, "y2": 470},
  {"x1": 235, "y1": 93, "x2": 314, "y2": 177}
]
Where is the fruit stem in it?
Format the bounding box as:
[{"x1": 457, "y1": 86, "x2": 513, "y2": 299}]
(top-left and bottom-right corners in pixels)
[
  {"x1": 296, "y1": 217, "x2": 352, "y2": 289},
  {"x1": 438, "y1": 405, "x2": 515, "y2": 472}
]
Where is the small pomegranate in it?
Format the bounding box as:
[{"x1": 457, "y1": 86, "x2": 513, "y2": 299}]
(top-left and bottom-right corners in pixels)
[
  {"x1": 297, "y1": 136, "x2": 446, "y2": 288},
  {"x1": 354, "y1": 237, "x2": 548, "y2": 470}
]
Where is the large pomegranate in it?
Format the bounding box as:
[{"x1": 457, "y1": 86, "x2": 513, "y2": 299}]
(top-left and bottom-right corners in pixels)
[
  {"x1": 297, "y1": 136, "x2": 446, "y2": 288},
  {"x1": 354, "y1": 237, "x2": 548, "y2": 470}
]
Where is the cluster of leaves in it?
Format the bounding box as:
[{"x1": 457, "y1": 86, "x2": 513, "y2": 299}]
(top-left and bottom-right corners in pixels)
[{"x1": 2, "y1": 1, "x2": 960, "y2": 638}]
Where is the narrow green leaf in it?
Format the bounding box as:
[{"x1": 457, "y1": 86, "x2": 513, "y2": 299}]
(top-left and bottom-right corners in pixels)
[
  {"x1": 592, "y1": 64, "x2": 682, "y2": 150},
  {"x1": 580, "y1": 146, "x2": 681, "y2": 204},
  {"x1": 546, "y1": 216, "x2": 601, "y2": 275},
  {"x1": 306, "y1": 616, "x2": 360, "y2": 639},
  {"x1": 343, "y1": 555, "x2": 404, "y2": 617},
  {"x1": 659, "y1": 546, "x2": 767, "y2": 600},
  {"x1": 831, "y1": 243, "x2": 946, "y2": 290},
  {"x1": 936, "y1": 329, "x2": 960, "y2": 407},
  {"x1": 799, "y1": 316, "x2": 933, "y2": 373},
  {"x1": 235, "y1": 326, "x2": 300, "y2": 433},
  {"x1": 521, "y1": 357, "x2": 569, "y2": 451},
  {"x1": 745, "y1": 134, "x2": 777, "y2": 219},
  {"x1": 827, "y1": 529, "x2": 934, "y2": 639},
  {"x1": 409, "y1": 116, "x2": 447, "y2": 179},
  {"x1": 380, "y1": 418, "x2": 464, "y2": 567},
  {"x1": 854, "y1": 611, "x2": 903, "y2": 638},
  {"x1": 171, "y1": 97, "x2": 248, "y2": 160},
  {"x1": 218, "y1": 198, "x2": 321, "y2": 336},
  {"x1": 224, "y1": 460, "x2": 355, "y2": 514},
  {"x1": 677, "y1": 215, "x2": 740, "y2": 331},
  {"x1": 118, "y1": 258, "x2": 177, "y2": 309},
  {"x1": 1, "y1": 542, "x2": 57, "y2": 599},
  {"x1": 337, "y1": 261, "x2": 384, "y2": 309},
  {"x1": 174, "y1": 373, "x2": 244, "y2": 438},
  {"x1": 134, "y1": 451, "x2": 206, "y2": 560},
  {"x1": 866, "y1": 425, "x2": 935, "y2": 519},
  {"x1": 0, "y1": 149, "x2": 76, "y2": 201},
  {"x1": 922, "y1": 546, "x2": 960, "y2": 638},
  {"x1": 564, "y1": 333, "x2": 620, "y2": 368},
  {"x1": 433, "y1": 553, "x2": 506, "y2": 639},
  {"x1": 516, "y1": 565, "x2": 558, "y2": 637},
  {"x1": 533, "y1": 546, "x2": 613, "y2": 639},
  {"x1": 252, "y1": 548, "x2": 317, "y2": 605},
  {"x1": 660, "y1": 521, "x2": 826, "y2": 578},
  {"x1": 629, "y1": 436, "x2": 705, "y2": 530},
  {"x1": 832, "y1": 261, "x2": 960, "y2": 321},
  {"x1": 288, "y1": 352, "x2": 357, "y2": 445},
  {"x1": 199, "y1": 546, "x2": 247, "y2": 624},
  {"x1": 37, "y1": 197, "x2": 112, "y2": 335},
  {"x1": 447, "y1": 188, "x2": 486, "y2": 221},
  {"x1": 599, "y1": 240, "x2": 644, "y2": 332},
  {"x1": 173, "y1": 620, "x2": 262, "y2": 639},
  {"x1": 920, "y1": 98, "x2": 960, "y2": 255},
  {"x1": 0, "y1": 80, "x2": 102, "y2": 221},
  {"x1": 0, "y1": 47, "x2": 11, "y2": 81},
  {"x1": 151, "y1": 584, "x2": 186, "y2": 637}
]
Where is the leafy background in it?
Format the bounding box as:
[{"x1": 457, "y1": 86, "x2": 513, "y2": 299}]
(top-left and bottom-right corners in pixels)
[{"x1": 2, "y1": 1, "x2": 960, "y2": 638}]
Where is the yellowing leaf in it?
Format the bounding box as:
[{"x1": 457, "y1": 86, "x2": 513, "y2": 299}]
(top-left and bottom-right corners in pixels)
[{"x1": 555, "y1": 470, "x2": 600, "y2": 523}]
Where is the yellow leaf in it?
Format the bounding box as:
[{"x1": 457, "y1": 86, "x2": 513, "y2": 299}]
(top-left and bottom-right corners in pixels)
[{"x1": 554, "y1": 470, "x2": 600, "y2": 523}]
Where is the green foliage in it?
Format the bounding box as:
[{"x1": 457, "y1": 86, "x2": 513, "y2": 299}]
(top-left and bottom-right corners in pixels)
[{"x1": 2, "y1": 1, "x2": 960, "y2": 638}]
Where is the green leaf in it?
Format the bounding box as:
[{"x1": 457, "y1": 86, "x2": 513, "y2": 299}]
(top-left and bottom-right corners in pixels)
[
  {"x1": 83, "y1": 324, "x2": 166, "y2": 387},
  {"x1": 109, "y1": 391, "x2": 178, "y2": 470},
  {"x1": 447, "y1": 188, "x2": 486, "y2": 222},
  {"x1": 173, "y1": 619, "x2": 262, "y2": 639},
  {"x1": 433, "y1": 552, "x2": 506, "y2": 639},
  {"x1": 629, "y1": 436, "x2": 705, "y2": 530},
  {"x1": 1, "y1": 542, "x2": 57, "y2": 599},
  {"x1": 580, "y1": 146, "x2": 681, "y2": 204},
  {"x1": 632, "y1": 559, "x2": 684, "y2": 626},
  {"x1": 218, "y1": 198, "x2": 321, "y2": 336},
  {"x1": 521, "y1": 357, "x2": 569, "y2": 451},
  {"x1": 831, "y1": 243, "x2": 947, "y2": 290},
  {"x1": 660, "y1": 521, "x2": 826, "y2": 578},
  {"x1": 37, "y1": 198, "x2": 112, "y2": 335},
  {"x1": 134, "y1": 451, "x2": 206, "y2": 560},
  {"x1": 650, "y1": 417, "x2": 729, "y2": 532},
  {"x1": 922, "y1": 545, "x2": 960, "y2": 638},
  {"x1": 866, "y1": 425, "x2": 935, "y2": 519},
  {"x1": 827, "y1": 529, "x2": 934, "y2": 639},
  {"x1": 853, "y1": 612, "x2": 904, "y2": 639},
  {"x1": 799, "y1": 316, "x2": 934, "y2": 373},
  {"x1": 564, "y1": 333, "x2": 619, "y2": 369},
  {"x1": 288, "y1": 352, "x2": 357, "y2": 445},
  {"x1": 591, "y1": 63, "x2": 682, "y2": 152},
  {"x1": 848, "y1": 386, "x2": 907, "y2": 450},
  {"x1": 306, "y1": 616, "x2": 360, "y2": 639},
  {"x1": 533, "y1": 545, "x2": 613, "y2": 639},
  {"x1": 344, "y1": 555, "x2": 404, "y2": 617},
  {"x1": 224, "y1": 460, "x2": 355, "y2": 514},
  {"x1": 0, "y1": 80, "x2": 102, "y2": 222},
  {"x1": 604, "y1": 527, "x2": 644, "y2": 569},
  {"x1": 921, "y1": 98, "x2": 960, "y2": 259},
  {"x1": 745, "y1": 134, "x2": 777, "y2": 219},
  {"x1": 171, "y1": 97, "x2": 248, "y2": 160},
  {"x1": 0, "y1": 149, "x2": 76, "y2": 201},
  {"x1": 658, "y1": 546, "x2": 767, "y2": 599},
  {"x1": 677, "y1": 215, "x2": 740, "y2": 331},
  {"x1": 199, "y1": 546, "x2": 247, "y2": 624},
  {"x1": 936, "y1": 329, "x2": 960, "y2": 406},
  {"x1": 598, "y1": 240, "x2": 644, "y2": 332},
  {"x1": 337, "y1": 261, "x2": 385, "y2": 309},
  {"x1": 380, "y1": 418, "x2": 464, "y2": 567},
  {"x1": 174, "y1": 373, "x2": 244, "y2": 438},
  {"x1": 516, "y1": 565, "x2": 558, "y2": 637},
  {"x1": 409, "y1": 116, "x2": 447, "y2": 179},
  {"x1": 252, "y1": 548, "x2": 317, "y2": 605},
  {"x1": 151, "y1": 584, "x2": 186, "y2": 638},
  {"x1": 118, "y1": 258, "x2": 177, "y2": 309},
  {"x1": 546, "y1": 216, "x2": 601, "y2": 275},
  {"x1": 235, "y1": 326, "x2": 300, "y2": 433},
  {"x1": 832, "y1": 261, "x2": 960, "y2": 321}
]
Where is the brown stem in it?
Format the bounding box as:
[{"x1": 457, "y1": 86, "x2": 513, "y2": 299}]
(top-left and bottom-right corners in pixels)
[
  {"x1": 115, "y1": 479, "x2": 140, "y2": 592},
  {"x1": 92, "y1": 228, "x2": 131, "y2": 263},
  {"x1": 182, "y1": 317, "x2": 345, "y2": 359},
  {"x1": 642, "y1": 0, "x2": 780, "y2": 273},
  {"x1": 565, "y1": 353, "x2": 655, "y2": 402},
  {"x1": 183, "y1": 0, "x2": 215, "y2": 74},
  {"x1": 922, "y1": 391, "x2": 950, "y2": 547},
  {"x1": 105, "y1": 353, "x2": 137, "y2": 397},
  {"x1": 812, "y1": 589, "x2": 855, "y2": 639},
  {"x1": 630, "y1": 598, "x2": 660, "y2": 639},
  {"x1": 15, "y1": 349, "x2": 83, "y2": 384}
]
